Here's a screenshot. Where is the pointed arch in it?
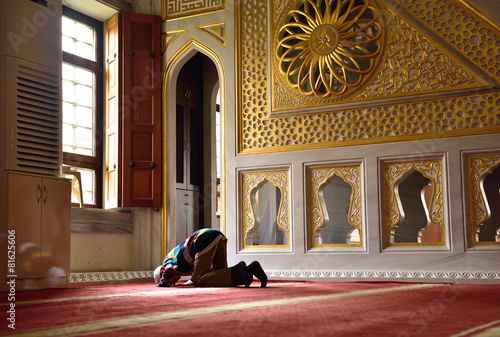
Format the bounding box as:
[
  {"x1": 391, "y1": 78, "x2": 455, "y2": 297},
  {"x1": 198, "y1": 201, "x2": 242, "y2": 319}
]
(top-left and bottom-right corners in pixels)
[{"x1": 161, "y1": 39, "x2": 226, "y2": 258}]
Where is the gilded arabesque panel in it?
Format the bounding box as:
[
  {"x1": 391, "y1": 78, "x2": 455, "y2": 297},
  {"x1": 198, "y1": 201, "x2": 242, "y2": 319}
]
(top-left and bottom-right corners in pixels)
[
  {"x1": 309, "y1": 165, "x2": 363, "y2": 248},
  {"x1": 236, "y1": 0, "x2": 500, "y2": 154},
  {"x1": 383, "y1": 158, "x2": 445, "y2": 247},
  {"x1": 394, "y1": 0, "x2": 500, "y2": 82},
  {"x1": 241, "y1": 170, "x2": 291, "y2": 249}
]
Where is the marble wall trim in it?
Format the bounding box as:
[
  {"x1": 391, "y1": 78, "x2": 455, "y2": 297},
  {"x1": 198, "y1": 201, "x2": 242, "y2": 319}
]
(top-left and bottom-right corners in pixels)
[
  {"x1": 267, "y1": 269, "x2": 500, "y2": 283},
  {"x1": 70, "y1": 271, "x2": 153, "y2": 285},
  {"x1": 69, "y1": 269, "x2": 500, "y2": 285}
]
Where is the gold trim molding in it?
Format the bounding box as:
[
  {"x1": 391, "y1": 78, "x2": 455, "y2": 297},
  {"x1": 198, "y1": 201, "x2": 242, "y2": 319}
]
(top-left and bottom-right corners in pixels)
[
  {"x1": 162, "y1": 29, "x2": 188, "y2": 53},
  {"x1": 241, "y1": 170, "x2": 290, "y2": 249},
  {"x1": 197, "y1": 22, "x2": 226, "y2": 46},
  {"x1": 468, "y1": 153, "x2": 500, "y2": 247},
  {"x1": 309, "y1": 165, "x2": 363, "y2": 248},
  {"x1": 383, "y1": 158, "x2": 445, "y2": 247}
]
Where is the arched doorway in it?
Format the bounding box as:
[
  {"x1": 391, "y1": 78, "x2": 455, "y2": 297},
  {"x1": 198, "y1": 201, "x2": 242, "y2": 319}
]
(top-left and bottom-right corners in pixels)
[
  {"x1": 174, "y1": 52, "x2": 219, "y2": 243},
  {"x1": 162, "y1": 42, "x2": 224, "y2": 257}
]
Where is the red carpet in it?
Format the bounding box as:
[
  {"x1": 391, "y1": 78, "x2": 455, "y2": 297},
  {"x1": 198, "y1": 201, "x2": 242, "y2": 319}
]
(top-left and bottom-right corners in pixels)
[{"x1": 1, "y1": 280, "x2": 500, "y2": 336}]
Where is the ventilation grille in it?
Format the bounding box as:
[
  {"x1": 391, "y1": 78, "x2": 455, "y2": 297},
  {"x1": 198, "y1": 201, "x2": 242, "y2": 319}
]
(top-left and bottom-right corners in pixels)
[{"x1": 15, "y1": 63, "x2": 61, "y2": 175}]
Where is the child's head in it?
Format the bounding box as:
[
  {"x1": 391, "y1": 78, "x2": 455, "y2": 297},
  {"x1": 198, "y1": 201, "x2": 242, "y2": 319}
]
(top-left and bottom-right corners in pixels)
[{"x1": 154, "y1": 263, "x2": 180, "y2": 286}]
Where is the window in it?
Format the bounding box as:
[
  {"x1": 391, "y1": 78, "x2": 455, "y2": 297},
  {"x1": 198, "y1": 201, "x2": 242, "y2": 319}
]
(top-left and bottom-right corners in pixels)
[{"x1": 61, "y1": 7, "x2": 103, "y2": 207}]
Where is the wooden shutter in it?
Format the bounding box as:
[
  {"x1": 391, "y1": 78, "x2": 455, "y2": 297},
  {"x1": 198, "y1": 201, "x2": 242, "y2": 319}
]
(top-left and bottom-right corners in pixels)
[
  {"x1": 105, "y1": 13, "x2": 121, "y2": 208},
  {"x1": 105, "y1": 12, "x2": 161, "y2": 208}
]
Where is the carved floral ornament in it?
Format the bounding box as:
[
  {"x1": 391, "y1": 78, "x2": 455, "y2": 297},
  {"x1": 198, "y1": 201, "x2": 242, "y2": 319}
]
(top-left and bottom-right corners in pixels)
[
  {"x1": 275, "y1": 0, "x2": 383, "y2": 99},
  {"x1": 468, "y1": 154, "x2": 500, "y2": 246}
]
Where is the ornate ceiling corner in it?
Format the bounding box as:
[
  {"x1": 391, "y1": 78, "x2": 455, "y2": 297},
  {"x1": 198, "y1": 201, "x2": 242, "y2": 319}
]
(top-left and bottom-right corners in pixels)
[
  {"x1": 162, "y1": 29, "x2": 188, "y2": 53},
  {"x1": 197, "y1": 22, "x2": 226, "y2": 46}
]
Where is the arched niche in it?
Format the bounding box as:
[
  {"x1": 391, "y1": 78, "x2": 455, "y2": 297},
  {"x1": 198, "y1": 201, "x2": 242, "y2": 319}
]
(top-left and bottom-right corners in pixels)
[
  {"x1": 383, "y1": 159, "x2": 445, "y2": 248},
  {"x1": 241, "y1": 170, "x2": 290, "y2": 250},
  {"x1": 468, "y1": 153, "x2": 500, "y2": 248},
  {"x1": 308, "y1": 164, "x2": 363, "y2": 249}
]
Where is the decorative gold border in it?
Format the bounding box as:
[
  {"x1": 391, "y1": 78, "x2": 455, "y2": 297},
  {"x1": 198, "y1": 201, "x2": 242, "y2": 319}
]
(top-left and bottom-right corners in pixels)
[
  {"x1": 455, "y1": 0, "x2": 500, "y2": 32},
  {"x1": 468, "y1": 154, "x2": 500, "y2": 247},
  {"x1": 383, "y1": 158, "x2": 446, "y2": 247},
  {"x1": 196, "y1": 22, "x2": 226, "y2": 47},
  {"x1": 309, "y1": 165, "x2": 363, "y2": 248},
  {"x1": 162, "y1": 0, "x2": 225, "y2": 21},
  {"x1": 162, "y1": 39, "x2": 226, "y2": 258},
  {"x1": 237, "y1": 92, "x2": 500, "y2": 155},
  {"x1": 241, "y1": 170, "x2": 291, "y2": 249},
  {"x1": 162, "y1": 29, "x2": 188, "y2": 54}
]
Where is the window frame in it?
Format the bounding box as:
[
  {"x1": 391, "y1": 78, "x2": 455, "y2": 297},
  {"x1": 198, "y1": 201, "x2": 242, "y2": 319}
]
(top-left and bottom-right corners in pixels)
[{"x1": 62, "y1": 6, "x2": 103, "y2": 208}]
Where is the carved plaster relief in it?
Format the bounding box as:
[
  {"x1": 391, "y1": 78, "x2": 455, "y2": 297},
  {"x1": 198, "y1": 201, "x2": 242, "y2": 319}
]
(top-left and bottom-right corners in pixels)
[
  {"x1": 241, "y1": 170, "x2": 291, "y2": 249},
  {"x1": 274, "y1": 0, "x2": 383, "y2": 100},
  {"x1": 382, "y1": 157, "x2": 446, "y2": 248},
  {"x1": 467, "y1": 153, "x2": 500, "y2": 248},
  {"x1": 308, "y1": 164, "x2": 363, "y2": 248},
  {"x1": 394, "y1": 0, "x2": 500, "y2": 82},
  {"x1": 236, "y1": 0, "x2": 499, "y2": 154}
]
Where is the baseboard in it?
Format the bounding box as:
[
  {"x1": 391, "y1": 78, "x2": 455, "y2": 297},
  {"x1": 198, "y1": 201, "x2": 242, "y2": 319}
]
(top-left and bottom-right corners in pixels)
[
  {"x1": 69, "y1": 271, "x2": 153, "y2": 285},
  {"x1": 266, "y1": 270, "x2": 500, "y2": 284},
  {"x1": 69, "y1": 269, "x2": 500, "y2": 286}
]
